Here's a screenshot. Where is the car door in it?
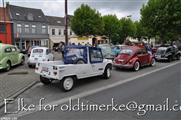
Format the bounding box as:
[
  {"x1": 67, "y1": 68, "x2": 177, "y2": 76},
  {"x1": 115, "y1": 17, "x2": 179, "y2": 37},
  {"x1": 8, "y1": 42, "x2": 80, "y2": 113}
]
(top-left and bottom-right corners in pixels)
[
  {"x1": 89, "y1": 48, "x2": 104, "y2": 76},
  {"x1": 137, "y1": 49, "x2": 149, "y2": 66},
  {"x1": 4, "y1": 47, "x2": 13, "y2": 64},
  {"x1": 142, "y1": 49, "x2": 150, "y2": 65},
  {"x1": 11, "y1": 47, "x2": 19, "y2": 64}
]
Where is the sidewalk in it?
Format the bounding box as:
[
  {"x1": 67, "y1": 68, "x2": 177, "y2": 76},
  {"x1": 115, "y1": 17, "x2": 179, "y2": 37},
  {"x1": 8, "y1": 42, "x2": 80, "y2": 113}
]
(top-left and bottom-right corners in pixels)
[
  {"x1": 0, "y1": 52, "x2": 63, "y2": 107},
  {"x1": 0, "y1": 69, "x2": 39, "y2": 107}
]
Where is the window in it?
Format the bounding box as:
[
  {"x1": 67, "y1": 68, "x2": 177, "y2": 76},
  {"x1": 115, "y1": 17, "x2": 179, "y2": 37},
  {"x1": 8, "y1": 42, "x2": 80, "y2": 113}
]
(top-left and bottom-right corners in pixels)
[
  {"x1": 46, "y1": 49, "x2": 51, "y2": 55},
  {"x1": 17, "y1": 24, "x2": 22, "y2": 33},
  {"x1": 27, "y1": 13, "x2": 34, "y2": 21},
  {"x1": 58, "y1": 29, "x2": 61, "y2": 35},
  {"x1": 142, "y1": 49, "x2": 147, "y2": 54},
  {"x1": 52, "y1": 29, "x2": 55, "y2": 35},
  {"x1": 90, "y1": 49, "x2": 103, "y2": 63},
  {"x1": 0, "y1": 23, "x2": 6, "y2": 33},
  {"x1": 70, "y1": 31, "x2": 72, "y2": 35},
  {"x1": 42, "y1": 26, "x2": 46, "y2": 34},
  {"x1": 25, "y1": 25, "x2": 29, "y2": 33},
  {"x1": 11, "y1": 47, "x2": 17, "y2": 52},
  {"x1": 57, "y1": 21, "x2": 61, "y2": 24},
  {"x1": 32, "y1": 25, "x2": 36, "y2": 33},
  {"x1": 5, "y1": 48, "x2": 11, "y2": 53},
  {"x1": 16, "y1": 13, "x2": 20, "y2": 16}
]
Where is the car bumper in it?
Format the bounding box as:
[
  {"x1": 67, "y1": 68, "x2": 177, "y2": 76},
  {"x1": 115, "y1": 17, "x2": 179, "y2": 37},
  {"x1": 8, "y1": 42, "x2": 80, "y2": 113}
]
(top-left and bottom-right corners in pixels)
[
  {"x1": 113, "y1": 63, "x2": 133, "y2": 68},
  {"x1": 155, "y1": 57, "x2": 168, "y2": 60}
]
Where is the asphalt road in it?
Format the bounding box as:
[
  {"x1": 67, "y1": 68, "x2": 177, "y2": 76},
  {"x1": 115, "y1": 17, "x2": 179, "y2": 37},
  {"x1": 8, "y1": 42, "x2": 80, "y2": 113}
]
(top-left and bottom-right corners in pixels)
[
  {"x1": 1, "y1": 61, "x2": 180, "y2": 120},
  {"x1": 18, "y1": 61, "x2": 181, "y2": 120}
]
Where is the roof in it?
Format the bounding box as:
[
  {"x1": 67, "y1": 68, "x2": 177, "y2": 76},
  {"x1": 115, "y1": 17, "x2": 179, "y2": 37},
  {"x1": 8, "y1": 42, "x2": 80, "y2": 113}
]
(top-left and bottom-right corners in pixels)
[
  {"x1": 46, "y1": 16, "x2": 64, "y2": 26},
  {"x1": 8, "y1": 4, "x2": 47, "y2": 22},
  {"x1": 0, "y1": 7, "x2": 10, "y2": 21},
  {"x1": 46, "y1": 15, "x2": 73, "y2": 26},
  {"x1": 123, "y1": 46, "x2": 142, "y2": 51}
]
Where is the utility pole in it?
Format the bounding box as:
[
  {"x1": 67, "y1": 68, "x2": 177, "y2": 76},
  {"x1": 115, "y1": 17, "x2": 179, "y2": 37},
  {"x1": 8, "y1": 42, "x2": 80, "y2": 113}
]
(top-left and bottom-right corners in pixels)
[{"x1": 65, "y1": 0, "x2": 68, "y2": 45}]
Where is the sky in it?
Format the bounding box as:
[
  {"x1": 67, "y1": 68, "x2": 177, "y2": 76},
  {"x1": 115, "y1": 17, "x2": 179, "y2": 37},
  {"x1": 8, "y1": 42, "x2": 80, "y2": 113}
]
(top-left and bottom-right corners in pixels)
[{"x1": 0, "y1": 0, "x2": 148, "y2": 21}]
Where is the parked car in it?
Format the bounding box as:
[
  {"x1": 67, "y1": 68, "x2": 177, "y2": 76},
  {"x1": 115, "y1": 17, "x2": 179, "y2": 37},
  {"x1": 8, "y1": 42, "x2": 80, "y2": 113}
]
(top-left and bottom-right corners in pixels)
[
  {"x1": 35, "y1": 46, "x2": 112, "y2": 91},
  {"x1": 112, "y1": 45, "x2": 127, "y2": 57},
  {"x1": 0, "y1": 44, "x2": 25, "y2": 71},
  {"x1": 27, "y1": 47, "x2": 54, "y2": 68},
  {"x1": 98, "y1": 44, "x2": 114, "y2": 60},
  {"x1": 155, "y1": 46, "x2": 181, "y2": 62},
  {"x1": 27, "y1": 46, "x2": 39, "y2": 57},
  {"x1": 113, "y1": 46, "x2": 156, "y2": 71}
]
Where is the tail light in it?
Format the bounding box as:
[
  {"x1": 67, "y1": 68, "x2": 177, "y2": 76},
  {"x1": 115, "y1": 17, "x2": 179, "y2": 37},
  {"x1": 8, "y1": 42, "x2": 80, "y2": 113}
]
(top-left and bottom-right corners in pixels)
[{"x1": 53, "y1": 66, "x2": 58, "y2": 70}]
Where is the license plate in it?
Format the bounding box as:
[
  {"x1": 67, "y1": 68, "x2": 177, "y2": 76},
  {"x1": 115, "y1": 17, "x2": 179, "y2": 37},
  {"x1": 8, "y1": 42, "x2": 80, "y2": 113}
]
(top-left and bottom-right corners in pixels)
[
  {"x1": 156, "y1": 55, "x2": 161, "y2": 58},
  {"x1": 42, "y1": 67, "x2": 49, "y2": 72}
]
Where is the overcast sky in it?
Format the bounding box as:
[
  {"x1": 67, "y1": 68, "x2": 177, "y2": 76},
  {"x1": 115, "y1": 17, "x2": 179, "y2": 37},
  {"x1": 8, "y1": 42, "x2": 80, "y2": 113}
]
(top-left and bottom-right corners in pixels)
[{"x1": 0, "y1": 0, "x2": 148, "y2": 20}]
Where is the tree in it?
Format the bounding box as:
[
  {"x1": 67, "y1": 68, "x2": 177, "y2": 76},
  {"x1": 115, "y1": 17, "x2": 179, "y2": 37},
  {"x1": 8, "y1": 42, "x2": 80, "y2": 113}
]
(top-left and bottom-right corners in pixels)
[
  {"x1": 71, "y1": 4, "x2": 103, "y2": 36},
  {"x1": 119, "y1": 17, "x2": 136, "y2": 43},
  {"x1": 134, "y1": 21, "x2": 146, "y2": 41},
  {"x1": 140, "y1": 0, "x2": 181, "y2": 42},
  {"x1": 102, "y1": 15, "x2": 120, "y2": 44}
]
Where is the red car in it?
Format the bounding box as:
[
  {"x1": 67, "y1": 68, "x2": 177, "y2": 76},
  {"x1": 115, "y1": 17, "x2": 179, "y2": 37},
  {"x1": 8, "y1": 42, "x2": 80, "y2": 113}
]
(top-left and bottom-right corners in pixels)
[{"x1": 113, "y1": 46, "x2": 156, "y2": 71}]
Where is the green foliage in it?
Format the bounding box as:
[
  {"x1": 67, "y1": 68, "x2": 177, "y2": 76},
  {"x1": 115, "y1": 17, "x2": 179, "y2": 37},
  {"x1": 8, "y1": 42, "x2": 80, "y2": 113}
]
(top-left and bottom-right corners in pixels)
[
  {"x1": 102, "y1": 15, "x2": 120, "y2": 44},
  {"x1": 119, "y1": 18, "x2": 136, "y2": 43},
  {"x1": 140, "y1": 0, "x2": 181, "y2": 42},
  {"x1": 71, "y1": 4, "x2": 103, "y2": 36}
]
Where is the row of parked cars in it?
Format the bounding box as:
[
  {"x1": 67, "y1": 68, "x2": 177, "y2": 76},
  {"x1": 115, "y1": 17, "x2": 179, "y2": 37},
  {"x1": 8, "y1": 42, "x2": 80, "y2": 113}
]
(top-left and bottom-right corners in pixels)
[{"x1": 0, "y1": 43, "x2": 180, "y2": 92}]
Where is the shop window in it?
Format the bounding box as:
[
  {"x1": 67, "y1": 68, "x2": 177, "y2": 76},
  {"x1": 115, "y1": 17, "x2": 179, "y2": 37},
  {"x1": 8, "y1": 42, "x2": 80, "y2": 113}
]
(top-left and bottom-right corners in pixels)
[{"x1": 0, "y1": 23, "x2": 6, "y2": 33}]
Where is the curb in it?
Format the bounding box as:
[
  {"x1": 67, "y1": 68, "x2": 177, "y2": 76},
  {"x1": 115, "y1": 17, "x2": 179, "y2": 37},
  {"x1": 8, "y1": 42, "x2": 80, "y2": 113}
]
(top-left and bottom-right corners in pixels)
[{"x1": 0, "y1": 81, "x2": 39, "y2": 109}]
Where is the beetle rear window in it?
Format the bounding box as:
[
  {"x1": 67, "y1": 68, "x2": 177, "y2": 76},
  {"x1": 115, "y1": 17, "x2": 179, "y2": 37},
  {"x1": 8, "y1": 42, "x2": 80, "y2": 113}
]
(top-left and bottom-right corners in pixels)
[
  {"x1": 120, "y1": 49, "x2": 133, "y2": 55},
  {"x1": 33, "y1": 49, "x2": 43, "y2": 53}
]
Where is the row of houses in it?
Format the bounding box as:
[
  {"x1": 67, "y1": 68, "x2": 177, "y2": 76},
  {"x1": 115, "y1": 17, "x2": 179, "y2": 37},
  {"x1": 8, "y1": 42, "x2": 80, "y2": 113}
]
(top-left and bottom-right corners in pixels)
[{"x1": 0, "y1": 3, "x2": 75, "y2": 50}]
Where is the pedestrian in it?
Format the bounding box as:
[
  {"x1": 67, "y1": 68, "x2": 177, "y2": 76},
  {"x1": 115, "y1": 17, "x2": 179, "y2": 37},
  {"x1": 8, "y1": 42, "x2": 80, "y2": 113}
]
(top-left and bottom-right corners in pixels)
[{"x1": 61, "y1": 42, "x2": 65, "y2": 59}]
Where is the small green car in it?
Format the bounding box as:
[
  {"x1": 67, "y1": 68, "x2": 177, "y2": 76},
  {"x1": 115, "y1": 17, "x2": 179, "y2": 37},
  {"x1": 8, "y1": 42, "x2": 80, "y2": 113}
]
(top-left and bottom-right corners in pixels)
[{"x1": 0, "y1": 43, "x2": 25, "y2": 71}]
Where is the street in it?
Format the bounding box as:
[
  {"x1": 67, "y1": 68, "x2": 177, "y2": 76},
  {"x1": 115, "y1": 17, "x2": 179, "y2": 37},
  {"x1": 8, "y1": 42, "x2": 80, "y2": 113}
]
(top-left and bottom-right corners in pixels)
[{"x1": 0, "y1": 60, "x2": 180, "y2": 120}]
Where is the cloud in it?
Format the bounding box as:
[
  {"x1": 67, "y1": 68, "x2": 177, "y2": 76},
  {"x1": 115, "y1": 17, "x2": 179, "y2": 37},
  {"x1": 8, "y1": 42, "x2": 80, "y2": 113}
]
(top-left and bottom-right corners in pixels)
[{"x1": 3, "y1": 0, "x2": 148, "y2": 20}]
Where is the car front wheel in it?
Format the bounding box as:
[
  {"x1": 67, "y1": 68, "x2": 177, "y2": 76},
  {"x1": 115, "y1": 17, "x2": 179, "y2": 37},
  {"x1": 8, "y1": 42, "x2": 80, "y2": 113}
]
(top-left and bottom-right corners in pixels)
[
  {"x1": 150, "y1": 58, "x2": 156, "y2": 66},
  {"x1": 133, "y1": 61, "x2": 140, "y2": 71},
  {"x1": 61, "y1": 77, "x2": 75, "y2": 92},
  {"x1": 6, "y1": 61, "x2": 11, "y2": 71}
]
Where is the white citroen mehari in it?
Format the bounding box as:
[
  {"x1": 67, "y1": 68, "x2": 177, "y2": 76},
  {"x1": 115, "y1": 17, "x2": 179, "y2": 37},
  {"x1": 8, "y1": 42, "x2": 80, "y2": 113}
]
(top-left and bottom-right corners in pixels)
[{"x1": 35, "y1": 46, "x2": 112, "y2": 91}]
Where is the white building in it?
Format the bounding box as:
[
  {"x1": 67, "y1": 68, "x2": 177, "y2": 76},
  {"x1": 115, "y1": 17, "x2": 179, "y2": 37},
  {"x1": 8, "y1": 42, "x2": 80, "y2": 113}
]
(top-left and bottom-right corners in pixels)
[{"x1": 46, "y1": 16, "x2": 74, "y2": 49}]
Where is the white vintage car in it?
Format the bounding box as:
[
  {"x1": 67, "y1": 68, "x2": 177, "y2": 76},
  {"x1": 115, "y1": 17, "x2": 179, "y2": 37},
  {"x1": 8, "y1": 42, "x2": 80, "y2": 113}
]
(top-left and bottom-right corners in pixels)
[
  {"x1": 28, "y1": 47, "x2": 54, "y2": 67},
  {"x1": 35, "y1": 46, "x2": 112, "y2": 91}
]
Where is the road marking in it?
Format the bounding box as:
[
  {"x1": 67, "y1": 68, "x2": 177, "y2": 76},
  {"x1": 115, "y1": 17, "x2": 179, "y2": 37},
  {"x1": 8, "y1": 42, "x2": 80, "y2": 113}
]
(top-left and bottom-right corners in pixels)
[{"x1": 4, "y1": 61, "x2": 181, "y2": 118}]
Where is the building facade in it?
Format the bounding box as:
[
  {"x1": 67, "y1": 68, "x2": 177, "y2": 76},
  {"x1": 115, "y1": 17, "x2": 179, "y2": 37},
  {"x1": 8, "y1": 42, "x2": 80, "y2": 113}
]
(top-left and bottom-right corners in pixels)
[
  {"x1": 46, "y1": 16, "x2": 74, "y2": 49},
  {"x1": 0, "y1": 7, "x2": 13, "y2": 44},
  {"x1": 7, "y1": 4, "x2": 49, "y2": 50}
]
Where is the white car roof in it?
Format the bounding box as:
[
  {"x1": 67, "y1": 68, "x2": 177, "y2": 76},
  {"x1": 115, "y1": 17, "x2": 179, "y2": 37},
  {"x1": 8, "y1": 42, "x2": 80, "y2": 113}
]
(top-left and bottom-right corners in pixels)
[
  {"x1": 158, "y1": 47, "x2": 167, "y2": 50},
  {"x1": 32, "y1": 47, "x2": 48, "y2": 50}
]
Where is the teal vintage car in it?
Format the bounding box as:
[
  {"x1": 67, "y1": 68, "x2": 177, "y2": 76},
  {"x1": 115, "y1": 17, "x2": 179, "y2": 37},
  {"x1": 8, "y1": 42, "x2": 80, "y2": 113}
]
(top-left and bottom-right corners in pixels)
[{"x1": 0, "y1": 43, "x2": 25, "y2": 71}]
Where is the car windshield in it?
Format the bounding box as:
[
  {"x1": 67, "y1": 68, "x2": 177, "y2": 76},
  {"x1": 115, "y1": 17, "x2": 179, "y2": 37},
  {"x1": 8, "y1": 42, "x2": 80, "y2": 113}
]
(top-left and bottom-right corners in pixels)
[
  {"x1": 66, "y1": 48, "x2": 84, "y2": 58},
  {"x1": 120, "y1": 49, "x2": 133, "y2": 55},
  {"x1": 33, "y1": 49, "x2": 44, "y2": 53},
  {"x1": 156, "y1": 48, "x2": 166, "y2": 54},
  {"x1": 98, "y1": 45, "x2": 112, "y2": 53}
]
